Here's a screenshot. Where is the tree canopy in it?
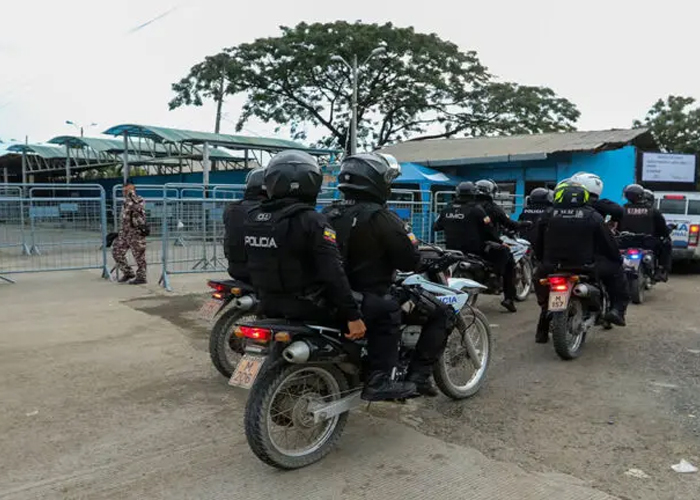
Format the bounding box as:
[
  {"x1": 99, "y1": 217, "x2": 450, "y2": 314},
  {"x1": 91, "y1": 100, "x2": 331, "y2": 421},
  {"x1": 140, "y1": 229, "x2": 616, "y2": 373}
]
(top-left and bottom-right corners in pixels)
[
  {"x1": 170, "y1": 21, "x2": 580, "y2": 151},
  {"x1": 634, "y1": 95, "x2": 700, "y2": 155}
]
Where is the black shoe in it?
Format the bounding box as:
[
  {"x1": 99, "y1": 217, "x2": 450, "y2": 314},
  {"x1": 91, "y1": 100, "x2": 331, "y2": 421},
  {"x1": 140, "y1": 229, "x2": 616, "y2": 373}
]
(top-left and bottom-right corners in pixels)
[
  {"x1": 118, "y1": 274, "x2": 135, "y2": 283},
  {"x1": 501, "y1": 299, "x2": 517, "y2": 313},
  {"x1": 361, "y1": 372, "x2": 417, "y2": 402},
  {"x1": 407, "y1": 372, "x2": 439, "y2": 397},
  {"x1": 129, "y1": 277, "x2": 147, "y2": 285},
  {"x1": 536, "y1": 312, "x2": 550, "y2": 344},
  {"x1": 604, "y1": 309, "x2": 626, "y2": 327},
  {"x1": 655, "y1": 268, "x2": 668, "y2": 282}
]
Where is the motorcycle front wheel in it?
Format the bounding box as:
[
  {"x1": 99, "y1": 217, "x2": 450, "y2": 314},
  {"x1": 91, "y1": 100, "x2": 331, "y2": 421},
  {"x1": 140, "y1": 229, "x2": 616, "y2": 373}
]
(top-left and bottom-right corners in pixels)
[
  {"x1": 244, "y1": 363, "x2": 349, "y2": 470},
  {"x1": 550, "y1": 299, "x2": 587, "y2": 360},
  {"x1": 434, "y1": 307, "x2": 492, "y2": 399},
  {"x1": 514, "y1": 259, "x2": 533, "y2": 302}
]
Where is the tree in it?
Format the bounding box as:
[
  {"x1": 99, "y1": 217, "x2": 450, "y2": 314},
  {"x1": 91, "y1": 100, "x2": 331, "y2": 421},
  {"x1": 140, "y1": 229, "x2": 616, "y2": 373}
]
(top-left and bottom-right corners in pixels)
[
  {"x1": 170, "y1": 21, "x2": 580, "y2": 151},
  {"x1": 634, "y1": 95, "x2": 700, "y2": 154},
  {"x1": 168, "y1": 52, "x2": 240, "y2": 134}
]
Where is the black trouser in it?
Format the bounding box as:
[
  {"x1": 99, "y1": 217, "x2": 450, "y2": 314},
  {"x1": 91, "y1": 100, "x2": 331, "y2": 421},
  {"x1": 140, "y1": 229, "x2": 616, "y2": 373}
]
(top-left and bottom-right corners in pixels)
[
  {"x1": 484, "y1": 245, "x2": 516, "y2": 300},
  {"x1": 659, "y1": 239, "x2": 672, "y2": 271},
  {"x1": 534, "y1": 257, "x2": 630, "y2": 312},
  {"x1": 360, "y1": 293, "x2": 402, "y2": 373},
  {"x1": 411, "y1": 304, "x2": 450, "y2": 373}
]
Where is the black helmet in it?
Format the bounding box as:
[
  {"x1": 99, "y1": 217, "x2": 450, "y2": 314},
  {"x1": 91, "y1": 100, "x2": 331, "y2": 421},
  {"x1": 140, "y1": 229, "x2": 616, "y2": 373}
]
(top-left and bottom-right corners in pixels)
[
  {"x1": 244, "y1": 168, "x2": 266, "y2": 200},
  {"x1": 553, "y1": 182, "x2": 589, "y2": 208},
  {"x1": 456, "y1": 181, "x2": 477, "y2": 199},
  {"x1": 623, "y1": 183, "x2": 645, "y2": 204},
  {"x1": 264, "y1": 150, "x2": 323, "y2": 201},
  {"x1": 475, "y1": 179, "x2": 498, "y2": 200},
  {"x1": 643, "y1": 188, "x2": 654, "y2": 207},
  {"x1": 529, "y1": 187, "x2": 553, "y2": 206},
  {"x1": 337, "y1": 153, "x2": 401, "y2": 202}
]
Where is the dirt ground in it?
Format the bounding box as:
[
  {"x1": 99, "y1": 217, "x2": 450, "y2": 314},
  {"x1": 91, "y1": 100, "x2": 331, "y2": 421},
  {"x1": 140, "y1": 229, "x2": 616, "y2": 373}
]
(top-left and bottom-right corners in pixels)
[
  {"x1": 1, "y1": 269, "x2": 698, "y2": 499},
  {"x1": 124, "y1": 275, "x2": 700, "y2": 500}
]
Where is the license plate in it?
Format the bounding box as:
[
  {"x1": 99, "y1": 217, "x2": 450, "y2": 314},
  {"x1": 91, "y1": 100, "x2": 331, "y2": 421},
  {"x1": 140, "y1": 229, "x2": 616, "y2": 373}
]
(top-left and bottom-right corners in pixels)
[
  {"x1": 229, "y1": 354, "x2": 266, "y2": 389},
  {"x1": 623, "y1": 258, "x2": 640, "y2": 269},
  {"x1": 548, "y1": 291, "x2": 569, "y2": 312},
  {"x1": 198, "y1": 299, "x2": 222, "y2": 321}
]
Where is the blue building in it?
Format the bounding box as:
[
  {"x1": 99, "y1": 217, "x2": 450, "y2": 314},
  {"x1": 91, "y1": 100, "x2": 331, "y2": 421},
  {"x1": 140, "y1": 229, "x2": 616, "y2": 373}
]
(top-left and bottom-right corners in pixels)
[{"x1": 379, "y1": 129, "x2": 659, "y2": 213}]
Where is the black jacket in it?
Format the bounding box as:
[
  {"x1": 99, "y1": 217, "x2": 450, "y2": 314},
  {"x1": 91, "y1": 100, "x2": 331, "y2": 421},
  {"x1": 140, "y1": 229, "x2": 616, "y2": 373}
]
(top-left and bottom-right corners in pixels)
[
  {"x1": 434, "y1": 199, "x2": 500, "y2": 255},
  {"x1": 244, "y1": 198, "x2": 361, "y2": 322},
  {"x1": 535, "y1": 205, "x2": 621, "y2": 267},
  {"x1": 480, "y1": 199, "x2": 523, "y2": 234},
  {"x1": 323, "y1": 199, "x2": 420, "y2": 295},
  {"x1": 591, "y1": 198, "x2": 624, "y2": 224}
]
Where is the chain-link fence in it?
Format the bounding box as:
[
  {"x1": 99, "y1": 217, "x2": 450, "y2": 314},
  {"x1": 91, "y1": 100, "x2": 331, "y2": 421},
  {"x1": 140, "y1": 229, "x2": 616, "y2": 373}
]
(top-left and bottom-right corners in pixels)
[{"x1": 0, "y1": 184, "x2": 108, "y2": 282}]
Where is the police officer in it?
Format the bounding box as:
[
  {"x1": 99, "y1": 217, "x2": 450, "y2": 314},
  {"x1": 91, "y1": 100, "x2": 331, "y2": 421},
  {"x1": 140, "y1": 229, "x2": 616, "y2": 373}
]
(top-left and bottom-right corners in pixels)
[
  {"x1": 324, "y1": 153, "x2": 446, "y2": 397},
  {"x1": 223, "y1": 168, "x2": 266, "y2": 282},
  {"x1": 518, "y1": 187, "x2": 553, "y2": 243},
  {"x1": 569, "y1": 172, "x2": 624, "y2": 227},
  {"x1": 434, "y1": 181, "x2": 520, "y2": 312},
  {"x1": 474, "y1": 179, "x2": 531, "y2": 312},
  {"x1": 619, "y1": 184, "x2": 671, "y2": 281},
  {"x1": 243, "y1": 150, "x2": 415, "y2": 402},
  {"x1": 533, "y1": 182, "x2": 628, "y2": 343}
]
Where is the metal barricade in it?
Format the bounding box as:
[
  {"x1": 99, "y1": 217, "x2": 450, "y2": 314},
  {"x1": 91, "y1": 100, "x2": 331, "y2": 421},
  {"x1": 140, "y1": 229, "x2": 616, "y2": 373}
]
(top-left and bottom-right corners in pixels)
[
  {"x1": 0, "y1": 184, "x2": 108, "y2": 282},
  {"x1": 159, "y1": 183, "x2": 246, "y2": 290},
  {"x1": 432, "y1": 190, "x2": 456, "y2": 246}
]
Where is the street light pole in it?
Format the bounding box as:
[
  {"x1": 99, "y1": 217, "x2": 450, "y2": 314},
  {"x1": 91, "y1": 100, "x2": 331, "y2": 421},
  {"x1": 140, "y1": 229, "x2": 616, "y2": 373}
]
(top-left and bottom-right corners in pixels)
[
  {"x1": 331, "y1": 45, "x2": 386, "y2": 156},
  {"x1": 350, "y1": 54, "x2": 358, "y2": 156}
]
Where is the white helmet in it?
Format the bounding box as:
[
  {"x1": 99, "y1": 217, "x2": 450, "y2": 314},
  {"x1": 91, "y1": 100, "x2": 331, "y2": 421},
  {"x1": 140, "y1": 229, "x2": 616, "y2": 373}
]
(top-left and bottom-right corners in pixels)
[{"x1": 570, "y1": 172, "x2": 603, "y2": 197}]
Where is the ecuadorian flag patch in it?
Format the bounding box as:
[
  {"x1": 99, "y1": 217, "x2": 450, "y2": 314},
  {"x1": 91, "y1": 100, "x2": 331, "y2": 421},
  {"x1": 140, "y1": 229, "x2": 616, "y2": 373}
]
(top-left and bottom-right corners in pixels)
[
  {"x1": 407, "y1": 232, "x2": 418, "y2": 245},
  {"x1": 323, "y1": 228, "x2": 337, "y2": 243}
]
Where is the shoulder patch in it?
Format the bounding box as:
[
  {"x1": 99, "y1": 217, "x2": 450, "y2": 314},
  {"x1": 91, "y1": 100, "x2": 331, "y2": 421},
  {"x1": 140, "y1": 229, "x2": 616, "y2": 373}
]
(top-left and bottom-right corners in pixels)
[
  {"x1": 483, "y1": 216, "x2": 492, "y2": 225},
  {"x1": 407, "y1": 232, "x2": 418, "y2": 245},
  {"x1": 323, "y1": 227, "x2": 337, "y2": 243}
]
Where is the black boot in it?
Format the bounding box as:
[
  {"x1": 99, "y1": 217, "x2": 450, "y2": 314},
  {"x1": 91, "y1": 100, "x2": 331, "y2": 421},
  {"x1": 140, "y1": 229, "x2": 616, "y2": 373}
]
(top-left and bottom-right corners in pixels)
[
  {"x1": 407, "y1": 369, "x2": 439, "y2": 397},
  {"x1": 501, "y1": 298, "x2": 517, "y2": 313},
  {"x1": 361, "y1": 371, "x2": 417, "y2": 402},
  {"x1": 118, "y1": 273, "x2": 135, "y2": 283},
  {"x1": 604, "y1": 308, "x2": 626, "y2": 327},
  {"x1": 536, "y1": 310, "x2": 550, "y2": 344}
]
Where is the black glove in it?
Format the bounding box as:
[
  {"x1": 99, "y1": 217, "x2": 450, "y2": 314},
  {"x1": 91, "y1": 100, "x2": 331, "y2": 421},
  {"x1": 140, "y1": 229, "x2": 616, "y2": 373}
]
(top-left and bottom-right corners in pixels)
[{"x1": 519, "y1": 220, "x2": 533, "y2": 229}]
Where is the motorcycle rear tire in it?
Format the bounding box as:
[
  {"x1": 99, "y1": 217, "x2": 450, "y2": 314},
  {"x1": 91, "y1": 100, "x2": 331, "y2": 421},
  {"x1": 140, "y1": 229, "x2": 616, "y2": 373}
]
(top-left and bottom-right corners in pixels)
[
  {"x1": 209, "y1": 308, "x2": 249, "y2": 378},
  {"x1": 244, "y1": 363, "x2": 349, "y2": 470},
  {"x1": 630, "y1": 276, "x2": 645, "y2": 305},
  {"x1": 551, "y1": 303, "x2": 587, "y2": 361}
]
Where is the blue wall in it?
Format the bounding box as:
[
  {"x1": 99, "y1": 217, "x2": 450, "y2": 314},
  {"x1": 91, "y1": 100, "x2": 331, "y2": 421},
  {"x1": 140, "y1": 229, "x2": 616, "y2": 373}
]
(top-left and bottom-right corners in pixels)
[{"x1": 437, "y1": 146, "x2": 637, "y2": 211}]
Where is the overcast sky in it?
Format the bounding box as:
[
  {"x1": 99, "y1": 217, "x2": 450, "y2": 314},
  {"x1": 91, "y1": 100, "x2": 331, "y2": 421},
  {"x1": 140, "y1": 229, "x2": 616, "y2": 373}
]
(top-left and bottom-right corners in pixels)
[{"x1": 0, "y1": 0, "x2": 697, "y2": 145}]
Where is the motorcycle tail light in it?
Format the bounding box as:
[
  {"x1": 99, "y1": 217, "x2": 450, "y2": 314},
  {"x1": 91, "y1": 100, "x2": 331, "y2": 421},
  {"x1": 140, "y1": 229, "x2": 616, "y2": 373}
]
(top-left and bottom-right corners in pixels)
[
  {"x1": 237, "y1": 326, "x2": 272, "y2": 342},
  {"x1": 626, "y1": 249, "x2": 642, "y2": 260},
  {"x1": 548, "y1": 276, "x2": 571, "y2": 292}
]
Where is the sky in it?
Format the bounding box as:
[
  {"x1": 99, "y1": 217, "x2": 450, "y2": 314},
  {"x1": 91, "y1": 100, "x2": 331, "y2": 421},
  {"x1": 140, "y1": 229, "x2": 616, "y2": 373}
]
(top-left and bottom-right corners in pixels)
[{"x1": 0, "y1": 0, "x2": 698, "y2": 145}]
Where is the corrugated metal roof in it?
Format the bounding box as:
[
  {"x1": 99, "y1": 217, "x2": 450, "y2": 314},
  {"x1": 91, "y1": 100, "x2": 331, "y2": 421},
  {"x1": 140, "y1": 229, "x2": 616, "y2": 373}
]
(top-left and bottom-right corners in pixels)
[
  {"x1": 8, "y1": 144, "x2": 68, "y2": 159},
  {"x1": 378, "y1": 129, "x2": 656, "y2": 166},
  {"x1": 102, "y1": 124, "x2": 337, "y2": 154}
]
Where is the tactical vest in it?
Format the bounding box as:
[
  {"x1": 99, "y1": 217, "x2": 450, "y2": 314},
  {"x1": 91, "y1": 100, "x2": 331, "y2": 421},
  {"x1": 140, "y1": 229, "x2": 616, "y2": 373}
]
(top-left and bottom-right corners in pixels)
[
  {"x1": 440, "y1": 202, "x2": 474, "y2": 252},
  {"x1": 621, "y1": 204, "x2": 654, "y2": 235},
  {"x1": 244, "y1": 202, "x2": 314, "y2": 295},
  {"x1": 324, "y1": 200, "x2": 387, "y2": 290},
  {"x1": 544, "y1": 207, "x2": 596, "y2": 265}
]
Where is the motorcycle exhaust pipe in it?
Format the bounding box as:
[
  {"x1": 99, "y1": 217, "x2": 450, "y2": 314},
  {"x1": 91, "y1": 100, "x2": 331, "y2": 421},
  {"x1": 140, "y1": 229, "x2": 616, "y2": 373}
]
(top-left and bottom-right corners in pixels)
[
  {"x1": 235, "y1": 295, "x2": 255, "y2": 309},
  {"x1": 283, "y1": 341, "x2": 311, "y2": 364}
]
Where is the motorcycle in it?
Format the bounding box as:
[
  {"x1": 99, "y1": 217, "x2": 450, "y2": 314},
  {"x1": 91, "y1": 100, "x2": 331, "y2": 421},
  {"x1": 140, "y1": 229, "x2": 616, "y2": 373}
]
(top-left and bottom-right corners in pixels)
[
  {"x1": 616, "y1": 232, "x2": 657, "y2": 305},
  {"x1": 541, "y1": 267, "x2": 611, "y2": 360},
  {"x1": 451, "y1": 231, "x2": 533, "y2": 304},
  {"x1": 199, "y1": 279, "x2": 258, "y2": 378},
  {"x1": 230, "y1": 248, "x2": 491, "y2": 469}
]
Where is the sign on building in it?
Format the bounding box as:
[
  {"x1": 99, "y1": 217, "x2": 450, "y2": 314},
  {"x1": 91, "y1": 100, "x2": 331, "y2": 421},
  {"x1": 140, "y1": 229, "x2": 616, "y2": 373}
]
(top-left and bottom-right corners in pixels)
[{"x1": 638, "y1": 152, "x2": 698, "y2": 190}]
